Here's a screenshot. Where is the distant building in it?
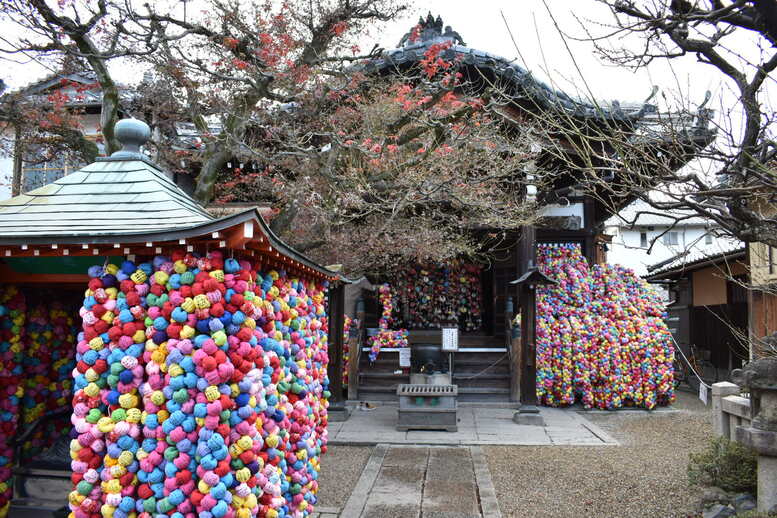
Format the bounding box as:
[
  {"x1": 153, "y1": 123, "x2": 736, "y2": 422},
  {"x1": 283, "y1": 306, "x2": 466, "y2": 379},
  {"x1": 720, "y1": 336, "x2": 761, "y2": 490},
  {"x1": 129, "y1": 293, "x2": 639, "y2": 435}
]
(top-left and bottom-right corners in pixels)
[
  {"x1": 0, "y1": 71, "x2": 127, "y2": 198},
  {"x1": 605, "y1": 200, "x2": 730, "y2": 276},
  {"x1": 748, "y1": 200, "x2": 777, "y2": 356},
  {"x1": 644, "y1": 240, "x2": 748, "y2": 381}
]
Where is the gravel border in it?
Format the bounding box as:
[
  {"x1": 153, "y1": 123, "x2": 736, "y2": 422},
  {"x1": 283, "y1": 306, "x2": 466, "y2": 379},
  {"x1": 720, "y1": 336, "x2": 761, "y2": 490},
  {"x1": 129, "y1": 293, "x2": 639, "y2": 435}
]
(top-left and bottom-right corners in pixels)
[{"x1": 486, "y1": 392, "x2": 711, "y2": 517}]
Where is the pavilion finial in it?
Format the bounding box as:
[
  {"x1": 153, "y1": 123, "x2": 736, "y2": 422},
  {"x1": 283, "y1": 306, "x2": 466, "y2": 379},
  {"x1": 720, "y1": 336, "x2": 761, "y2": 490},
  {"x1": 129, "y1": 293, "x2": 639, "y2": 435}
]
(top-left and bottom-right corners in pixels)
[{"x1": 111, "y1": 118, "x2": 151, "y2": 159}]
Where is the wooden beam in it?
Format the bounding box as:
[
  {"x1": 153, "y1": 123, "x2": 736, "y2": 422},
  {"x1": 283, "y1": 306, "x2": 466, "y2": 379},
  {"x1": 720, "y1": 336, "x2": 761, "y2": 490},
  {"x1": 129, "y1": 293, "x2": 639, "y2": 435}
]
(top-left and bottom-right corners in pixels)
[{"x1": 326, "y1": 282, "x2": 346, "y2": 408}]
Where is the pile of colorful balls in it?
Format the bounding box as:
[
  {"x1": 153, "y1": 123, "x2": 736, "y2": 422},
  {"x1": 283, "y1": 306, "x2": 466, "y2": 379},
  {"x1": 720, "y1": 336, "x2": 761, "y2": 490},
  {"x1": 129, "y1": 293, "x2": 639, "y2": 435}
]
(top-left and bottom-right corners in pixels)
[
  {"x1": 342, "y1": 315, "x2": 352, "y2": 386},
  {"x1": 0, "y1": 286, "x2": 26, "y2": 518},
  {"x1": 20, "y1": 303, "x2": 76, "y2": 461},
  {"x1": 395, "y1": 261, "x2": 482, "y2": 331},
  {"x1": 535, "y1": 243, "x2": 675, "y2": 410},
  {"x1": 69, "y1": 251, "x2": 330, "y2": 518},
  {"x1": 368, "y1": 285, "x2": 408, "y2": 363}
]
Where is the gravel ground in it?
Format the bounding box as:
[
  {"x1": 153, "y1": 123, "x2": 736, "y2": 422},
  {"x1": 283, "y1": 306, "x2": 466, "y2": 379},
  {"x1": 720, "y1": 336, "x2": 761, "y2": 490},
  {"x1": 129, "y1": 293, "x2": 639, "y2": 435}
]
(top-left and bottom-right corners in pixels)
[
  {"x1": 486, "y1": 391, "x2": 712, "y2": 518},
  {"x1": 316, "y1": 445, "x2": 373, "y2": 508}
]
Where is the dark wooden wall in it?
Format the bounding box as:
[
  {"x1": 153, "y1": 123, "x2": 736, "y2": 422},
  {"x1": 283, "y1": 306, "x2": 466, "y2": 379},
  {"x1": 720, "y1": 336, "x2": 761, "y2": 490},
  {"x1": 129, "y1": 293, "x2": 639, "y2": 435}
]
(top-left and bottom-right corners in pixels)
[
  {"x1": 488, "y1": 239, "x2": 519, "y2": 338},
  {"x1": 690, "y1": 304, "x2": 748, "y2": 370}
]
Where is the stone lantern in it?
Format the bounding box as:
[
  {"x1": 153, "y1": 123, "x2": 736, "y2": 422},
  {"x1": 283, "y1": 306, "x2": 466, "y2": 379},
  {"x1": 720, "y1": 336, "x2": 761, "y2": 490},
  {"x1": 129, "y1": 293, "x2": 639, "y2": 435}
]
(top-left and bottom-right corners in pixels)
[{"x1": 732, "y1": 358, "x2": 777, "y2": 513}]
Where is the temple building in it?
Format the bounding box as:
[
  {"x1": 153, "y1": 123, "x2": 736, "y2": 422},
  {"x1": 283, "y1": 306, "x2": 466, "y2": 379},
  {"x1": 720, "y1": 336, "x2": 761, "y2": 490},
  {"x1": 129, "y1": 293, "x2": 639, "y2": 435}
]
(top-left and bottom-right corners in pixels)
[{"x1": 347, "y1": 15, "x2": 715, "y2": 402}]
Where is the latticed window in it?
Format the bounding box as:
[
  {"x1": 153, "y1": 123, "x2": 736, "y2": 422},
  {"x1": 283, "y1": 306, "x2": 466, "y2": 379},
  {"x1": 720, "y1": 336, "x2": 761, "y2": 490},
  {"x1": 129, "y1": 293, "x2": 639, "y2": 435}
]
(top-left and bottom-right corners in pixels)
[{"x1": 22, "y1": 160, "x2": 76, "y2": 192}]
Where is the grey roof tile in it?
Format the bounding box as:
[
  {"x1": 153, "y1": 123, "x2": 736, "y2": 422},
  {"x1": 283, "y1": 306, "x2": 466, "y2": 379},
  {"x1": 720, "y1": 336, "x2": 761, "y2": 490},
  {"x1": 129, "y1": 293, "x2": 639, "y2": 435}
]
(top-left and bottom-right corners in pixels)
[{"x1": 0, "y1": 155, "x2": 212, "y2": 237}]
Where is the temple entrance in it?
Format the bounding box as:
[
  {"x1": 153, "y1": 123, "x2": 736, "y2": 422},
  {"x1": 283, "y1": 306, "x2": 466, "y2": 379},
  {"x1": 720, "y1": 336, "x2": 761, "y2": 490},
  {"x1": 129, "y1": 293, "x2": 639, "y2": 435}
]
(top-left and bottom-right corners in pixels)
[{"x1": 353, "y1": 260, "x2": 512, "y2": 402}]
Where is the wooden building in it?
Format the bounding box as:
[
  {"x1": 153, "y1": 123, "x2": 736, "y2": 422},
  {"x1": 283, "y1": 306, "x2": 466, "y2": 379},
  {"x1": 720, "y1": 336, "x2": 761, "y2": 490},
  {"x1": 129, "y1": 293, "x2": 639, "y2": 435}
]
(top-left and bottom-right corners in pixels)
[
  {"x1": 749, "y1": 231, "x2": 777, "y2": 357},
  {"x1": 645, "y1": 242, "x2": 748, "y2": 381},
  {"x1": 349, "y1": 15, "x2": 715, "y2": 403},
  {"x1": 0, "y1": 119, "x2": 349, "y2": 514}
]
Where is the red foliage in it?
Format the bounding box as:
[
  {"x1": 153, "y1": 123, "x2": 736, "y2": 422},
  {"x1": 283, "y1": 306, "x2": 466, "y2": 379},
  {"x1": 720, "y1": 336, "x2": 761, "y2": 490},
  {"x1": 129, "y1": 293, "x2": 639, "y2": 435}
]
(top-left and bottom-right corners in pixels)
[{"x1": 419, "y1": 41, "x2": 453, "y2": 79}]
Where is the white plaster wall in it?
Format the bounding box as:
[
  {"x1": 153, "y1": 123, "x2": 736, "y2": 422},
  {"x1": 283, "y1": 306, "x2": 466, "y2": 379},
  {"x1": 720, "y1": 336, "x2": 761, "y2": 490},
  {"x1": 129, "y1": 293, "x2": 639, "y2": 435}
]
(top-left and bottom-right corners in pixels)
[{"x1": 605, "y1": 224, "x2": 716, "y2": 276}]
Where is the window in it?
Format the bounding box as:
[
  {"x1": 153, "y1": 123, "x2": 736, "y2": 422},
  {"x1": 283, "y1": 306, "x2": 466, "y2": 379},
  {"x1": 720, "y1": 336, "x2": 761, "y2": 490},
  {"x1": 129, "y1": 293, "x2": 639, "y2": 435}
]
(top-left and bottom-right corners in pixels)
[
  {"x1": 705, "y1": 233, "x2": 713, "y2": 245},
  {"x1": 640, "y1": 232, "x2": 648, "y2": 248},
  {"x1": 663, "y1": 232, "x2": 679, "y2": 246},
  {"x1": 22, "y1": 161, "x2": 74, "y2": 192},
  {"x1": 770, "y1": 246, "x2": 775, "y2": 275}
]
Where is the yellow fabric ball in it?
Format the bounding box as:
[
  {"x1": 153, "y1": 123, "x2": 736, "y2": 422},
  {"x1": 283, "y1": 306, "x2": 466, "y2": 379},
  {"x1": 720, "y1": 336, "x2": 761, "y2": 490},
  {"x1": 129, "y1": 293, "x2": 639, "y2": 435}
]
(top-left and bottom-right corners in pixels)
[{"x1": 205, "y1": 385, "x2": 220, "y2": 401}]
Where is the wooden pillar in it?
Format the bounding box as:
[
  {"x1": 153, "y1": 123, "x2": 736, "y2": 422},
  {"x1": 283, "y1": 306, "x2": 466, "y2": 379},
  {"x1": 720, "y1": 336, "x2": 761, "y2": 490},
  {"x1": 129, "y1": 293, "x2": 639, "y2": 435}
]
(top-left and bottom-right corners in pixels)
[
  {"x1": 506, "y1": 295, "x2": 521, "y2": 402},
  {"x1": 518, "y1": 224, "x2": 539, "y2": 408},
  {"x1": 327, "y1": 282, "x2": 346, "y2": 414}
]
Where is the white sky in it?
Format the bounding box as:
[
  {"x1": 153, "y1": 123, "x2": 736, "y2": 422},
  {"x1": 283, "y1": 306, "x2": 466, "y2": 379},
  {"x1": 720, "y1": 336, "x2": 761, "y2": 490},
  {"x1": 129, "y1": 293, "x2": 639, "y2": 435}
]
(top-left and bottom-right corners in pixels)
[{"x1": 2, "y1": 0, "x2": 733, "y2": 111}]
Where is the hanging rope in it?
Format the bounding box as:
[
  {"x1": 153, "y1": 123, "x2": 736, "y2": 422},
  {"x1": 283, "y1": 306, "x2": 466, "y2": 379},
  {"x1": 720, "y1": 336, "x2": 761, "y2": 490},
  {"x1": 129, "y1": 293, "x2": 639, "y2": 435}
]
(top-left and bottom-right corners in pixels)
[{"x1": 671, "y1": 334, "x2": 711, "y2": 390}]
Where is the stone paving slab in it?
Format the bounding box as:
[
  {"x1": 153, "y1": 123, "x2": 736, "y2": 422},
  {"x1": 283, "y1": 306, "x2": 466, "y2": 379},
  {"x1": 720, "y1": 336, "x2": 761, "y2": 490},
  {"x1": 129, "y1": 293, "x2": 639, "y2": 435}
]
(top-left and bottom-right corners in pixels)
[
  {"x1": 329, "y1": 403, "x2": 618, "y2": 446},
  {"x1": 340, "y1": 444, "x2": 498, "y2": 518}
]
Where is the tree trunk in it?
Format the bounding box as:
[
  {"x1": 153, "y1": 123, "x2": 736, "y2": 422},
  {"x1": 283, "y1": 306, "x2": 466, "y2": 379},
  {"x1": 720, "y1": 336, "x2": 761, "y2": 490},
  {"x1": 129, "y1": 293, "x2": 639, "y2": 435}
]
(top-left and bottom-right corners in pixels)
[
  {"x1": 11, "y1": 124, "x2": 22, "y2": 196},
  {"x1": 194, "y1": 148, "x2": 230, "y2": 204}
]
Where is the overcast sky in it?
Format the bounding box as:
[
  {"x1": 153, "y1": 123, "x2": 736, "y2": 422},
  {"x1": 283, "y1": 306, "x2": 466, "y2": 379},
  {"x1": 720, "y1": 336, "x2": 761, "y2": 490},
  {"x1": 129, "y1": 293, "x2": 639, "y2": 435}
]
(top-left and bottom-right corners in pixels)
[{"x1": 3, "y1": 0, "x2": 734, "y2": 111}]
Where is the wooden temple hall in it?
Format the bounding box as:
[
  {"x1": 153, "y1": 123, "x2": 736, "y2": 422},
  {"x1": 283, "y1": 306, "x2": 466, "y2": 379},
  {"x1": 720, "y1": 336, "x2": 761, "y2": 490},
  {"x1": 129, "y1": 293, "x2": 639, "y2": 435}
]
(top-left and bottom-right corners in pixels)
[{"x1": 345, "y1": 15, "x2": 715, "y2": 403}]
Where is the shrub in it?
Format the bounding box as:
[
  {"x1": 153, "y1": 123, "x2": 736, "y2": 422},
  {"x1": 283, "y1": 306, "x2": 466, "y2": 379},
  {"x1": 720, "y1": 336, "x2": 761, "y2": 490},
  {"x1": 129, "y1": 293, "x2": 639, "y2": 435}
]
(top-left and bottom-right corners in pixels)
[{"x1": 688, "y1": 436, "x2": 757, "y2": 494}]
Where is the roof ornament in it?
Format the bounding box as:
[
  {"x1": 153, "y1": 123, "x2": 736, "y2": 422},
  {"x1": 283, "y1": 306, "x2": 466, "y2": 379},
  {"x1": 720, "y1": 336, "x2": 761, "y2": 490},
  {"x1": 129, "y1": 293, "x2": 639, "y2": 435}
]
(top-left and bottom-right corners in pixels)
[
  {"x1": 397, "y1": 12, "x2": 465, "y2": 47},
  {"x1": 111, "y1": 118, "x2": 151, "y2": 159},
  {"x1": 694, "y1": 90, "x2": 713, "y2": 130}
]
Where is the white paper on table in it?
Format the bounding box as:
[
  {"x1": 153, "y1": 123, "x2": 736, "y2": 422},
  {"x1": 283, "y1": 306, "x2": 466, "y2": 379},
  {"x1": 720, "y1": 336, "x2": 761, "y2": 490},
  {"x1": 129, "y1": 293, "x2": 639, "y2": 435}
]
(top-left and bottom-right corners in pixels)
[{"x1": 398, "y1": 348, "x2": 411, "y2": 367}]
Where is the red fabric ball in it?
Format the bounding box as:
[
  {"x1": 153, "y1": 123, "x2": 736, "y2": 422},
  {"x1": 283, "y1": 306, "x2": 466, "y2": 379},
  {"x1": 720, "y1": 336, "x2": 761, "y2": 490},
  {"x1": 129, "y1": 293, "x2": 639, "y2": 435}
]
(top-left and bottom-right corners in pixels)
[{"x1": 126, "y1": 292, "x2": 141, "y2": 307}]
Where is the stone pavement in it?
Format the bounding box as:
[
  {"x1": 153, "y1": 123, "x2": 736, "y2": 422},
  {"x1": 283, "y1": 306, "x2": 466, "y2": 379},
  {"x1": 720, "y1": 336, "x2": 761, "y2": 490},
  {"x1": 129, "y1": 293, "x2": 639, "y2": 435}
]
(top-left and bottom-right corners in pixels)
[
  {"x1": 327, "y1": 403, "x2": 618, "y2": 446},
  {"x1": 313, "y1": 444, "x2": 501, "y2": 518}
]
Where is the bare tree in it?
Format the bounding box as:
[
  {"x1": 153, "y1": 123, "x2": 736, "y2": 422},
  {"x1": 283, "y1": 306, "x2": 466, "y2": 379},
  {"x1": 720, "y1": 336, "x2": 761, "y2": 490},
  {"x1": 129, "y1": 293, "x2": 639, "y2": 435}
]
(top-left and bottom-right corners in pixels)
[
  {"x1": 127, "y1": 0, "x2": 408, "y2": 203},
  {"x1": 0, "y1": 1, "x2": 167, "y2": 154},
  {"x1": 530, "y1": 0, "x2": 777, "y2": 248}
]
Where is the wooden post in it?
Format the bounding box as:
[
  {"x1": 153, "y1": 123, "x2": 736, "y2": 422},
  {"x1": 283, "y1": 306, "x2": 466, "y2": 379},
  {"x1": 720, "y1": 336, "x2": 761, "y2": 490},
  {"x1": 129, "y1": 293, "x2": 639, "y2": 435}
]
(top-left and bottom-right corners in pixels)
[
  {"x1": 518, "y1": 224, "x2": 539, "y2": 408},
  {"x1": 327, "y1": 282, "x2": 347, "y2": 420},
  {"x1": 506, "y1": 295, "x2": 521, "y2": 402}
]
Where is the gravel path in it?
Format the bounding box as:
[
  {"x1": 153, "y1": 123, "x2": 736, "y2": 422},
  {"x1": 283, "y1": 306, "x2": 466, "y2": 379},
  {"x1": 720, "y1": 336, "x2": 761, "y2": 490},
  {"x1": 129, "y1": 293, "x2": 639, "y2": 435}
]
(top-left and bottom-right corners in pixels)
[
  {"x1": 316, "y1": 445, "x2": 373, "y2": 508},
  {"x1": 486, "y1": 392, "x2": 711, "y2": 518}
]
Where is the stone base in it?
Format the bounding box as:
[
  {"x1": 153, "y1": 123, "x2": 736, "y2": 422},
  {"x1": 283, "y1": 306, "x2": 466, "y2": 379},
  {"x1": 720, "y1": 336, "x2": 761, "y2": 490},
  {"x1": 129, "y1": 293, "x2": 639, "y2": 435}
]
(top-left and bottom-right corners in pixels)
[
  {"x1": 397, "y1": 407, "x2": 458, "y2": 431},
  {"x1": 758, "y1": 456, "x2": 777, "y2": 513},
  {"x1": 513, "y1": 406, "x2": 544, "y2": 426}
]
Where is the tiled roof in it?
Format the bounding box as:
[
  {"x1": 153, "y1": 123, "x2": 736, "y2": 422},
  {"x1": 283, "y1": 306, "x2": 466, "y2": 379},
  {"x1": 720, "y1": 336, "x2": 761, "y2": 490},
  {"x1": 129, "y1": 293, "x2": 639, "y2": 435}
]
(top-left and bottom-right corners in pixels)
[
  {"x1": 0, "y1": 157, "x2": 212, "y2": 236},
  {"x1": 364, "y1": 20, "x2": 714, "y2": 134},
  {"x1": 605, "y1": 200, "x2": 712, "y2": 227},
  {"x1": 0, "y1": 118, "x2": 346, "y2": 281},
  {"x1": 644, "y1": 239, "x2": 746, "y2": 278}
]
